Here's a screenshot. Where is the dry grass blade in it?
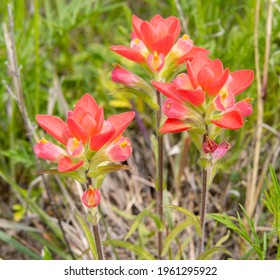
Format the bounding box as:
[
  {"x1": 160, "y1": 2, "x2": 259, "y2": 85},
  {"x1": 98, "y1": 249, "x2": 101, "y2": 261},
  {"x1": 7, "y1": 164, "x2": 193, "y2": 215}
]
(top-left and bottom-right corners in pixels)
[
  {"x1": 246, "y1": 0, "x2": 263, "y2": 219},
  {"x1": 2, "y1": 7, "x2": 38, "y2": 144}
]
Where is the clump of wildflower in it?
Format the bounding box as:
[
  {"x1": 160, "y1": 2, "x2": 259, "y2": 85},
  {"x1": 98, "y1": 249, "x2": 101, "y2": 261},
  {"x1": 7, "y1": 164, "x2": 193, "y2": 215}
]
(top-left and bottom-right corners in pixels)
[
  {"x1": 34, "y1": 93, "x2": 135, "y2": 207},
  {"x1": 111, "y1": 14, "x2": 208, "y2": 76},
  {"x1": 153, "y1": 53, "x2": 254, "y2": 144}
]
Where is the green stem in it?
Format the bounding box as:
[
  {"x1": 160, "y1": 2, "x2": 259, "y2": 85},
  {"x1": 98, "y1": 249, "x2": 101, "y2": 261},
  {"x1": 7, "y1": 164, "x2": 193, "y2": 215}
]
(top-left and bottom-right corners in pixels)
[
  {"x1": 156, "y1": 90, "x2": 164, "y2": 259},
  {"x1": 157, "y1": 134, "x2": 164, "y2": 259},
  {"x1": 92, "y1": 219, "x2": 104, "y2": 260},
  {"x1": 98, "y1": 204, "x2": 119, "y2": 260},
  {"x1": 198, "y1": 167, "x2": 208, "y2": 256},
  {"x1": 197, "y1": 131, "x2": 211, "y2": 257},
  {"x1": 87, "y1": 177, "x2": 104, "y2": 260}
]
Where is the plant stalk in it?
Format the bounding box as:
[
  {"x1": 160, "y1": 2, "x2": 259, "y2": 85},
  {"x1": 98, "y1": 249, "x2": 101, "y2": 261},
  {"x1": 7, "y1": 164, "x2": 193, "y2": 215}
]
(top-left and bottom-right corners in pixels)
[
  {"x1": 156, "y1": 90, "x2": 164, "y2": 259},
  {"x1": 198, "y1": 167, "x2": 208, "y2": 256},
  {"x1": 92, "y1": 220, "x2": 104, "y2": 260},
  {"x1": 87, "y1": 177, "x2": 104, "y2": 260},
  {"x1": 98, "y1": 204, "x2": 119, "y2": 260}
]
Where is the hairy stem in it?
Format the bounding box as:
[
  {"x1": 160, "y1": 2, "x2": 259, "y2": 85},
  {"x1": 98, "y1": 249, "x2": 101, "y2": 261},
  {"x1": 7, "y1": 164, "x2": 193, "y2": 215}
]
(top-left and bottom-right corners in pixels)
[
  {"x1": 98, "y1": 204, "x2": 119, "y2": 260},
  {"x1": 87, "y1": 177, "x2": 104, "y2": 260},
  {"x1": 156, "y1": 90, "x2": 164, "y2": 259},
  {"x1": 198, "y1": 167, "x2": 208, "y2": 256},
  {"x1": 92, "y1": 221, "x2": 104, "y2": 260}
]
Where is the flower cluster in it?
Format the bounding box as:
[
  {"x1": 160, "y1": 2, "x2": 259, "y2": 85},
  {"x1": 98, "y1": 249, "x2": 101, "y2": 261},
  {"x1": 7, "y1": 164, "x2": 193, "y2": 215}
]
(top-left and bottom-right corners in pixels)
[
  {"x1": 111, "y1": 14, "x2": 254, "y2": 160},
  {"x1": 111, "y1": 14, "x2": 208, "y2": 75},
  {"x1": 34, "y1": 93, "x2": 135, "y2": 207},
  {"x1": 153, "y1": 52, "x2": 254, "y2": 148}
]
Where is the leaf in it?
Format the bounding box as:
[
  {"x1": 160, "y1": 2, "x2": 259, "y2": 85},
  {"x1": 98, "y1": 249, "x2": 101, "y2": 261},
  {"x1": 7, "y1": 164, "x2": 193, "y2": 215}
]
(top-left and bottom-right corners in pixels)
[
  {"x1": 12, "y1": 204, "x2": 26, "y2": 222},
  {"x1": 162, "y1": 219, "x2": 192, "y2": 256},
  {"x1": 88, "y1": 164, "x2": 130, "y2": 178},
  {"x1": 0, "y1": 218, "x2": 40, "y2": 232},
  {"x1": 42, "y1": 246, "x2": 53, "y2": 260},
  {"x1": 239, "y1": 204, "x2": 259, "y2": 245},
  {"x1": 109, "y1": 99, "x2": 131, "y2": 108},
  {"x1": 111, "y1": 205, "x2": 136, "y2": 221},
  {"x1": 35, "y1": 169, "x2": 88, "y2": 183},
  {"x1": 113, "y1": 88, "x2": 158, "y2": 111},
  {"x1": 215, "y1": 230, "x2": 230, "y2": 247},
  {"x1": 165, "y1": 205, "x2": 202, "y2": 236},
  {"x1": 75, "y1": 210, "x2": 98, "y2": 260},
  {"x1": 270, "y1": 165, "x2": 280, "y2": 195},
  {"x1": 198, "y1": 246, "x2": 232, "y2": 260},
  {"x1": 175, "y1": 235, "x2": 193, "y2": 260},
  {"x1": 238, "y1": 204, "x2": 264, "y2": 259},
  {"x1": 124, "y1": 210, "x2": 164, "y2": 241},
  {"x1": 103, "y1": 240, "x2": 155, "y2": 260},
  {"x1": 208, "y1": 211, "x2": 264, "y2": 260},
  {"x1": 150, "y1": 134, "x2": 160, "y2": 190},
  {"x1": 208, "y1": 213, "x2": 243, "y2": 237},
  {"x1": 0, "y1": 230, "x2": 42, "y2": 260}
]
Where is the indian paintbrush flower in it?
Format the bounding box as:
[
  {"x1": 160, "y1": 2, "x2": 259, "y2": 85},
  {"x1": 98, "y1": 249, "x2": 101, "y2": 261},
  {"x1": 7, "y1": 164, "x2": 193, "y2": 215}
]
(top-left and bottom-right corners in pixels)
[
  {"x1": 34, "y1": 93, "x2": 135, "y2": 206},
  {"x1": 110, "y1": 14, "x2": 209, "y2": 260},
  {"x1": 109, "y1": 13, "x2": 254, "y2": 259},
  {"x1": 111, "y1": 14, "x2": 208, "y2": 75},
  {"x1": 152, "y1": 53, "x2": 254, "y2": 138}
]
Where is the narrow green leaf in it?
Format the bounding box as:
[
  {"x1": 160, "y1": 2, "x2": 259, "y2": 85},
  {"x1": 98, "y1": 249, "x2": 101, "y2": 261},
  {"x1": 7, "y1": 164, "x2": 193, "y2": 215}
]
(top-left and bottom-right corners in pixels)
[
  {"x1": 0, "y1": 218, "x2": 40, "y2": 232},
  {"x1": 209, "y1": 213, "x2": 250, "y2": 244},
  {"x1": 209, "y1": 211, "x2": 264, "y2": 259},
  {"x1": 236, "y1": 211, "x2": 250, "y2": 241},
  {"x1": 162, "y1": 219, "x2": 192, "y2": 256},
  {"x1": 103, "y1": 240, "x2": 155, "y2": 260},
  {"x1": 113, "y1": 88, "x2": 158, "y2": 111},
  {"x1": 239, "y1": 204, "x2": 260, "y2": 247},
  {"x1": 125, "y1": 210, "x2": 164, "y2": 241},
  {"x1": 165, "y1": 205, "x2": 201, "y2": 236},
  {"x1": 151, "y1": 134, "x2": 158, "y2": 170},
  {"x1": 0, "y1": 230, "x2": 42, "y2": 259},
  {"x1": 175, "y1": 235, "x2": 193, "y2": 260},
  {"x1": 35, "y1": 169, "x2": 88, "y2": 183},
  {"x1": 270, "y1": 165, "x2": 280, "y2": 195},
  {"x1": 215, "y1": 230, "x2": 230, "y2": 247},
  {"x1": 88, "y1": 164, "x2": 130, "y2": 178},
  {"x1": 197, "y1": 246, "x2": 232, "y2": 260},
  {"x1": 42, "y1": 246, "x2": 53, "y2": 260},
  {"x1": 111, "y1": 205, "x2": 136, "y2": 221},
  {"x1": 75, "y1": 210, "x2": 98, "y2": 260}
]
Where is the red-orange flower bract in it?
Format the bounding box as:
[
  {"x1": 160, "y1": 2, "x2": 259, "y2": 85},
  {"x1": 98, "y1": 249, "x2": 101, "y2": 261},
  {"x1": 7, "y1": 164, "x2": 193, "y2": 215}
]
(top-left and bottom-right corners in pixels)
[
  {"x1": 110, "y1": 14, "x2": 209, "y2": 73},
  {"x1": 82, "y1": 186, "x2": 101, "y2": 208},
  {"x1": 34, "y1": 93, "x2": 135, "y2": 173},
  {"x1": 152, "y1": 53, "x2": 254, "y2": 134}
]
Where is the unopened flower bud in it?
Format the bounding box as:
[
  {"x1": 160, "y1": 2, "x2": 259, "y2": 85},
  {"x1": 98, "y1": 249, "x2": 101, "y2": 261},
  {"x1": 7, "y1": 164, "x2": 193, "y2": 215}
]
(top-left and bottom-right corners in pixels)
[
  {"x1": 82, "y1": 186, "x2": 101, "y2": 208},
  {"x1": 112, "y1": 64, "x2": 143, "y2": 87}
]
